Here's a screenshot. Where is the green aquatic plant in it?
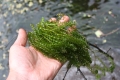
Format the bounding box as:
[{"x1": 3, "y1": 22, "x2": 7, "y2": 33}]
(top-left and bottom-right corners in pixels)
[
  {"x1": 28, "y1": 17, "x2": 91, "y2": 67},
  {"x1": 28, "y1": 16, "x2": 115, "y2": 80}
]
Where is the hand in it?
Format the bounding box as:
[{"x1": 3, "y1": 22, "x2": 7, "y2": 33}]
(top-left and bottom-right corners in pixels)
[{"x1": 7, "y1": 16, "x2": 69, "y2": 80}]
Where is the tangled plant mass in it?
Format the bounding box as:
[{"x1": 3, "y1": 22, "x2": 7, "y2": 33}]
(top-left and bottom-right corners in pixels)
[
  {"x1": 28, "y1": 15, "x2": 115, "y2": 79},
  {"x1": 28, "y1": 16, "x2": 91, "y2": 67}
]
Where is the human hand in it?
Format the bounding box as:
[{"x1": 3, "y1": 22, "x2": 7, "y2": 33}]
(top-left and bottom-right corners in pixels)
[{"x1": 7, "y1": 16, "x2": 69, "y2": 80}]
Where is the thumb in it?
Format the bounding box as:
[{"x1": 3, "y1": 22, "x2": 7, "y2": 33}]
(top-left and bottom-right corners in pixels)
[{"x1": 13, "y1": 28, "x2": 27, "y2": 46}]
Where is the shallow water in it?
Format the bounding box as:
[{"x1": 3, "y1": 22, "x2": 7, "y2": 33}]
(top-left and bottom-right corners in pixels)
[{"x1": 0, "y1": 0, "x2": 120, "y2": 80}]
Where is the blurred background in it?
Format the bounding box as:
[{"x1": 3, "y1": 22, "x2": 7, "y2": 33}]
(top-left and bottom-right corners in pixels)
[{"x1": 0, "y1": 0, "x2": 120, "y2": 80}]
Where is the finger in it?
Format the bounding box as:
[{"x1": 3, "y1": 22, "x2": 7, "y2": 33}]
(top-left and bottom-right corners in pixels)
[
  {"x1": 13, "y1": 28, "x2": 27, "y2": 46},
  {"x1": 67, "y1": 26, "x2": 76, "y2": 33},
  {"x1": 49, "y1": 18, "x2": 57, "y2": 22},
  {"x1": 59, "y1": 15, "x2": 69, "y2": 23}
]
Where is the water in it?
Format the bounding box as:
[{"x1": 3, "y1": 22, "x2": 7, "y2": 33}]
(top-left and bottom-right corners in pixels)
[{"x1": 0, "y1": 0, "x2": 120, "y2": 80}]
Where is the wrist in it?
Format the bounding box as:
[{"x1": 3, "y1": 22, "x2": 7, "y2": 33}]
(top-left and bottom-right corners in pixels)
[{"x1": 7, "y1": 70, "x2": 28, "y2": 80}]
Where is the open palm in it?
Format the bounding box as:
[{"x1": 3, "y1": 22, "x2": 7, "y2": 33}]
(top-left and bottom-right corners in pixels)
[{"x1": 7, "y1": 29, "x2": 61, "y2": 80}]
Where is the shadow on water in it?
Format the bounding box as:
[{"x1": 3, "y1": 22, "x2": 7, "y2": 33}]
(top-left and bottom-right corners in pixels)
[
  {"x1": 0, "y1": 0, "x2": 120, "y2": 80},
  {"x1": 41, "y1": 0, "x2": 110, "y2": 16}
]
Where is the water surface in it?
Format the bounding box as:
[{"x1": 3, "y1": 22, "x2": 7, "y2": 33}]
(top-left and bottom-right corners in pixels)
[{"x1": 0, "y1": 0, "x2": 120, "y2": 80}]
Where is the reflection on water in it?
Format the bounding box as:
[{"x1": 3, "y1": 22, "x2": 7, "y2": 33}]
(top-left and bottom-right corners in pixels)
[{"x1": 0, "y1": 0, "x2": 120, "y2": 80}]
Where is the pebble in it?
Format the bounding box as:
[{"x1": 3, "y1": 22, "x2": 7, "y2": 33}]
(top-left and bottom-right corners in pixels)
[
  {"x1": 12, "y1": 11, "x2": 15, "y2": 15},
  {"x1": 16, "y1": 3, "x2": 22, "y2": 8},
  {"x1": 3, "y1": 12, "x2": 8, "y2": 18},
  {"x1": 103, "y1": 39, "x2": 107, "y2": 43},
  {"x1": 16, "y1": 29, "x2": 19, "y2": 33},
  {"x1": 13, "y1": 0, "x2": 17, "y2": 3},
  {"x1": 28, "y1": 2, "x2": 33, "y2": 7},
  {"x1": 88, "y1": 14, "x2": 91, "y2": 17},
  {"x1": 2, "y1": 38, "x2": 8, "y2": 44},
  {"x1": 6, "y1": 0, "x2": 10, "y2": 2},
  {"x1": 9, "y1": 4, "x2": 15, "y2": 10},
  {"x1": 0, "y1": 45, "x2": 4, "y2": 49},
  {"x1": 3, "y1": 53, "x2": 6, "y2": 59},
  {"x1": 3, "y1": 74, "x2": 6, "y2": 77},
  {"x1": 3, "y1": 21, "x2": 6, "y2": 25},
  {"x1": 6, "y1": 23, "x2": 9, "y2": 27},
  {"x1": 39, "y1": 0, "x2": 43, "y2": 4},
  {"x1": 108, "y1": 11, "x2": 112, "y2": 14},
  {"x1": 23, "y1": 7, "x2": 29, "y2": 12},
  {"x1": 24, "y1": 0, "x2": 29, "y2": 3},
  {"x1": 0, "y1": 63, "x2": 4, "y2": 70}
]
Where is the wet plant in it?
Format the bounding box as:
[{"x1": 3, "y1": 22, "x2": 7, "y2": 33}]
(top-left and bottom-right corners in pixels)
[{"x1": 28, "y1": 15, "x2": 115, "y2": 80}]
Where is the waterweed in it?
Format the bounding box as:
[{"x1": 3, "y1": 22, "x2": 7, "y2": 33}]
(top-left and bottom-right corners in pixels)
[{"x1": 28, "y1": 16, "x2": 115, "y2": 80}]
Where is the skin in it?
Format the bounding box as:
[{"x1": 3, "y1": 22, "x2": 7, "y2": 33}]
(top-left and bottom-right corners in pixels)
[{"x1": 7, "y1": 16, "x2": 69, "y2": 80}]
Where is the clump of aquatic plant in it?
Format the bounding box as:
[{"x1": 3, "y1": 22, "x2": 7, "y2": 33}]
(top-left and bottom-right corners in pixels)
[
  {"x1": 28, "y1": 17, "x2": 91, "y2": 67},
  {"x1": 28, "y1": 15, "x2": 115, "y2": 80}
]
